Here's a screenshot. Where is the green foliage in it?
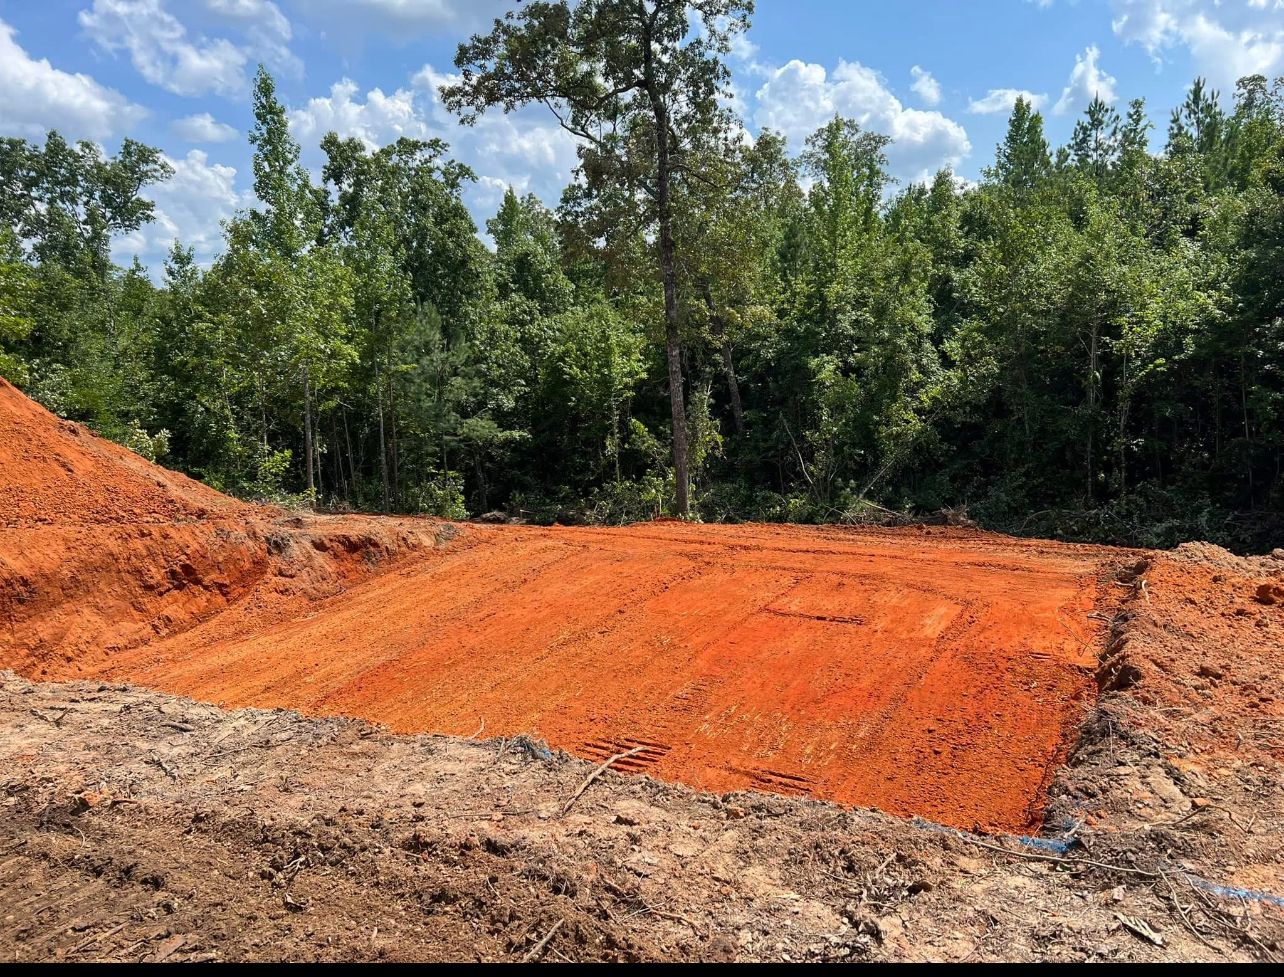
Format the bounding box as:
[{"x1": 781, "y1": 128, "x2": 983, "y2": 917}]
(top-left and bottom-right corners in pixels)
[
  {"x1": 5, "y1": 48, "x2": 1284, "y2": 553},
  {"x1": 0, "y1": 226, "x2": 35, "y2": 383}
]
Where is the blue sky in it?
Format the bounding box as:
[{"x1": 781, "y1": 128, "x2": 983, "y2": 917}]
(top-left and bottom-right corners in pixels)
[{"x1": 2, "y1": 0, "x2": 1282, "y2": 271}]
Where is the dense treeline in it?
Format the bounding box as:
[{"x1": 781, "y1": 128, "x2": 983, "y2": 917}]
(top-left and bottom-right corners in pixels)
[{"x1": 2, "y1": 3, "x2": 1284, "y2": 551}]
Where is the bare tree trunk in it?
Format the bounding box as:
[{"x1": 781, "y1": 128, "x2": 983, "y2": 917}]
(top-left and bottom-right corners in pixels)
[
  {"x1": 390, "y1": 375, "x2": 401, "y2": 510},
  {"x1": 1085, "y1": 322, "x2": 1099, "y2": 504},
  {"x1": 302, "y1": 367, "x2": 316, "y2": 505},
  {"x1": 376, "y1": 358, "x2": 389, "y2": 512},
  {"x1": 645, "y1": 43, "x2": 689, "y2": 517},
  {"x1": 699, "y1": 280, "x2": 745, "y2": 437},
  {"x1": 343, "y1": 408, "x2": 357, "y2": 504}
]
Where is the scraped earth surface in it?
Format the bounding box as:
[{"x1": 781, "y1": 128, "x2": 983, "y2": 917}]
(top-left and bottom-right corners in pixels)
[
  {"x1": 87, "y1": 522, "x2": 1110, "y2": 834},
  {"x1": 2, "y1": 377, "x2": 1281, "y2": 961}
]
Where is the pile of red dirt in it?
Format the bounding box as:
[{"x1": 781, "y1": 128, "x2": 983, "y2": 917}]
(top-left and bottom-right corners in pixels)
[
  {"x1": 0, "y1": 379, "x2": 446, "y2": 673},
  {"x1": 1, "y1": 379, "x2": 1127, "y2": 833},
  {"x1": 0, "y1": 377, "x2": 244, "y2": 528}
]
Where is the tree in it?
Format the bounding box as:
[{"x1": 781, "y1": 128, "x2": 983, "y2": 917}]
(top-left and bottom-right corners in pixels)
[
  {"x1": 443, "y1": 0, "x2": 754, "y2": 517},
  {"x1": 233, "y1": 66, "x2": 357, "y2": 502},
  {"x1": 990, "y1": 97, "x2": 1052, "y2": 194},
  {"x1": 0, "y1": 133, "x2": 171, "y2": 275},
  {"x1": 0, "y1": 227, "x2": 35, "y2": 383},
  {"x1": 1070, "y1": 95, "x2": 1121, "y2": 182}
]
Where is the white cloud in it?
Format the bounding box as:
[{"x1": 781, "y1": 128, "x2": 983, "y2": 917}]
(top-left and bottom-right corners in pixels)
[
  {"x1": 753, "y1": 59, "x2": 971, "y2": 184},
  {"x1": 80, "y1": 0, "x2": 248, "y2": 97},
  {"x1": 910, "y1": 66, "x2": 941, "y2": 106},
  {"x1": 289, "y1": 79, "x2": 432, "y2": 148},
  {"x1": 298, "y1": 0, "x2": 515, "y2": 36},
  {"x1": 411, "y1": 65, "x2": 581, "y2": 217},
  {"x1": 79, "y1": 0, "x2": 300, "y2": 97},
  {"x1": 204, "y1": 0, "x2": 301, "y2": 78},
  {"x1": 284, "y1": 67, "x2": 580, "y2": 227},
  {"x1": 172, "y1": 112, "x2": 239, "y2": 143},
  {"x1": 113, "y1": 150, "x2": 250, "y2": 266},
  {"x1": 0, "y1": 18, "x2": 146, "y2": 140},
  {"x1": 1032, "y1": 0, "x2": 1284, "y2": 91},
  {"x1": 205, "y1": 0, "x2": 291, "y2": 39},
  {"x1": 1054, "y1": 44, "x2": 1118, "y2": 114},
  {"x1": 968, "y1": 88, "x2": 1049, "y2": 115}
]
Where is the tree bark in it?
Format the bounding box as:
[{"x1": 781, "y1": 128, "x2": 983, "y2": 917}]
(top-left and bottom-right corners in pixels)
[
  {"x1": 302, "y1": 367, "x2": 316, "y2": 505},
  {"x1": 376, "y1": 357, "x2": 390, "y2": 512},
  {"x1": 644, "y1": 26, "x2": 690, "y2": 517},
  {"x1": 699, "y1": 280, "x2": 745, "y2": 437}
]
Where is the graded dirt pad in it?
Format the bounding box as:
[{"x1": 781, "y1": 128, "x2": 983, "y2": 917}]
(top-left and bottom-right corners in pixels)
[{"x1": 84, "y1": 522, "x2": 1112, "y2": 833}]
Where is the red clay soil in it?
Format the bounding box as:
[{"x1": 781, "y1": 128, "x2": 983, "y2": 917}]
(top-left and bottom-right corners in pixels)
[{"x1": 0, "y1": 377, "x2": 1122, "y2": 833}]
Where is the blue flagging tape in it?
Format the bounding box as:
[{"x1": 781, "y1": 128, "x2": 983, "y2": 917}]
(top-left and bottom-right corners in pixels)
[
  {"x1": 1012, "y1": 834, "x2": 1077, "y2": 855},
  {"x1": 910, "y1": 818, "x2": 1284, "y2": 908},
  {"x1": 910, "y1": 816, "x2": 1079, "y2": 856},
  {"x1": 1183, "y1": 873, "x2": 1284, "y2": 909}
]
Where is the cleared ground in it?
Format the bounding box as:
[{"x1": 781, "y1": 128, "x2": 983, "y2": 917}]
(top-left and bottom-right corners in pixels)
[
  {"x1": 90, "y1": 522, "x2": 1111, "y2": 833},
  {"x1": 3, "y1": 380, "x2": 1282, "y2": 962}
]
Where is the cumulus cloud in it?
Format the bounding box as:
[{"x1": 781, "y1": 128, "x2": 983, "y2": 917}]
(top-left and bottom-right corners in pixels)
[
  {"x1": 0, "y1": 18, "x2": 146, "y2": 140},
  {"x1": 172, "y1": 112, "x2": 239, "y2": 143},
  {"x1": 1116, "y1": 0, "x2": 1284, "y2": 88},
  {"x1": 1054, "y1": 44, "x2": 1118, "y2": 114},
  {"x1": 283, "y1": 66, "x2": 580, "y2": 227},
  {"x1": 113, "y1": 150, "x2": 251, "y2": 266},
  {"x1": 204, "y1": 0, "x2": 301, "y2": 78},
  {"x1": 297, "y1": 0, "x2": 515, "y2": 37},
  {"x1": 1037, "y1": 0, "x2": 1284, "y2": 91},
  {"x1": 80, "y1": 0, "x2": 300, "y2": 97},
  {"x1": 289, "y1": 79, "x2": 432, "y2": 147},
  {"x1": 753, "y1": 59, "x2": 971, "y2": 184},
  {"x1": 968, "y1": 88, "x2": 1049, "y2": 115},
  {"x1": 910, "y1": 66, "x2": 942, "y2": 106},
  {"x1": 411, "y1": 65, "x2": 581, "y2": 217},
  {"x1": 80, "y1": 0, "x2": 248, "y2": 97},
  {"x1": 205, "y1": 0, "x2": 291, "y2": 39}
]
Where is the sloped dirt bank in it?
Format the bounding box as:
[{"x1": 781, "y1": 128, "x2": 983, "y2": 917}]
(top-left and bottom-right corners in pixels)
[
  {"x1": 0, "y1": 376, "x2": 453, "y2": 675},
  {"x1": 0, "y1": 515, "x2": 454, "y2": 676}
]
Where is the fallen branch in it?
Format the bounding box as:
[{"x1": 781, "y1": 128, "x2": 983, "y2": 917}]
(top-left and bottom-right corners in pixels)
[
  {"x1": 207, "y1": 714, "x2": 280, "y2": 750},
  {"x1": 73, "y1": 921, "x2": 128, "y2": 954},
  {"x1": 521, "y1": 918, "x2": 564, "y2": 963},
  {"x1": 642, "y1": 904, "x2": 704, "y2": 936},
  {"x1": 562, "y1": 747, "x2": 647, "y2": 815}
]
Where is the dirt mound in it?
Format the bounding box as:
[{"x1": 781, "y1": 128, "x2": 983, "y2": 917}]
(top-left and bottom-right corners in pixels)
[
  {"x1": 0, "y1": 377, "x2": 244, "y2": 528},
  {"x1": 0, "y1": 380, "x2": 449, "y2": 675}
]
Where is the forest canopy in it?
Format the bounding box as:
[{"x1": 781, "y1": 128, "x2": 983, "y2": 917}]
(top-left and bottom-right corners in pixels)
[{"x1": 2, "y1": 1, "x2": 1284, "y2": 552}]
